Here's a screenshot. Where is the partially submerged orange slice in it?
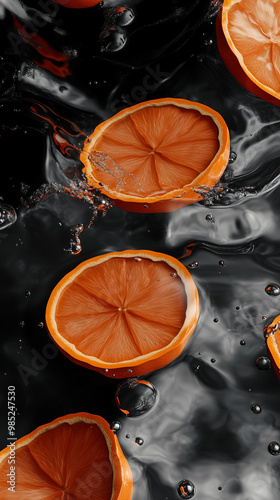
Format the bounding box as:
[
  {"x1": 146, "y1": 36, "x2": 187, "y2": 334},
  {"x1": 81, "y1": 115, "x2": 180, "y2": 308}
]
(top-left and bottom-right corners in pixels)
[
  {"x1": 81, "y1": 98, "x2": 230, "y2": 213},
  {"x1": 0, "y1": 412, "x2": 133, "y2": 499},
  {"x1": 216, "y1": 0, "x2": 280, "y2": 106},
  {"x1": 46, "y1": 250, "x2": 199, "y2": 378},
  {"x1": 264, "y1": 315, "x2": 280, "y2": 379}
]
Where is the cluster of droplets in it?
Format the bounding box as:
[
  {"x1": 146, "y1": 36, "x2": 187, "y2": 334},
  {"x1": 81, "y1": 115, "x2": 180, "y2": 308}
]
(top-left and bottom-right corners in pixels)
[
  {"x1": 89, "y1": 151, "x2": 143, "y2": 193},
  {"x1": 0, "y1": 204, "x2": 17, "y2": 230},
  {"x1": 64, "y1": 224, "x2": 83, "y2": 255},
  {"x1": 99, "y1": 5, "x2": 135, "y2": 53}
]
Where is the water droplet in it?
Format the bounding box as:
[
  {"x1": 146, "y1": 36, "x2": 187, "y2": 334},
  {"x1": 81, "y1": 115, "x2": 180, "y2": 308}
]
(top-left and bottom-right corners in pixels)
[
  {"x1": 193, "y1": 363, "x2": 200, "y2": 372},
  {"x1": 115, "y1": 379, "x2": 157, "y2": 417},
  {"x1": 268, "y1": 441, "x2": 280, "y2": 455},
  {"x1": 211, "y1": 358, "x2": 216, "y2": 363},
  {"x1": 256, "y1": 357, "x2": 271, "y2": 370},
  {"x1": 205, "y1": 213, "x2": 215, "y2": 223},
  {"x1": 218, "y1": 486, "x2": 222, "y2": 490},
  {"x1": 236, "y1": 305, "x2": 240, "y2": 310},
  {"x1": 265, "y1": 284, "x2": 280, "y2": 296},
  {"x1": 228, "y1": 151, "x2": 237, "y2": 163},
  {"x1": 251, "y1": 404, "x2": 262, "y2": 414},
  {"x1": 127, "y1": 369, "x2": 133, "y2": 373},
  {"x1": 126, "y1": 434, "x2": 130, "y2": 439},
  {"x1": 103, "y1": 368, "x2": 109, "y2": 373},
  {"x1": 135, "y1": 437, "x2": 144, "y2": 446},
  {"x1": 0, "y1": 204, "x2": 17, "y2": 230},
  {"x1": 116, "y1": 6, "x2": 135, "y2": 26},
  {"x1": 134, "y1": 257, "x2": 142, "y2": 262},
  {"x1": 262, "y1": 316, "x2": 267, "y2": 320},
  {"x1": 240, "y1": 340, "x2": 246, "y2": 346},
  {"x1": 100, "y1": 28, "x2": 127, "y2": 52},
  {"x1": 19, "y1": 321, "x2": 25, "y2": 328},
  {"x1": 110, "y1": 421, "x2": 121, "y2": 433},
  {"x1": 213, "y1": 318, "x2": 219, "y2": 323},
  {"x1": 204, "y1": 39, "x2": 213, "y2": 45},
  {"x1": 219, "y1": 260, "x2": 225, "y2": 266},
  {"x1": 38, "y1": 322, "x2": 44, "y2": 328},
  {"x1": 177, "y1": 479, "x2": 196, "y2": 498},
  {"x1": 170, "y1": 272, "x2": 177, "y2": 277},
  {"x1": 144, "y1": 204, "x2": 149, "y2": 208},
  {"x1": 25, "y1": 290, "x2": 31, "y2": 298},
  {"x1": 188, "y1": 261, "x2": 199, "y2": 269}
]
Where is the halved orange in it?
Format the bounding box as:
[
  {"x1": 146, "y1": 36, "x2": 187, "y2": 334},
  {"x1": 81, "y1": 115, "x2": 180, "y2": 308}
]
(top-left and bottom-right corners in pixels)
[
  {"x1": 81, "y1": 98, "x2": 230, "y2": 213},
  {"x1": 0, "y1": 412, "x2": 133, "y2": 499},
  {"x1": 264, "y1": 315, "x2": 280, "y2": 379},
  {"x1": 216, "y1": 0, "x2": 280, "y2": 106},
  {"x1": 45, "y1": 250, "x2": 199, "y2": 378},
  {"x1": 53, "y1": 0, "x2": 102, "y2": 8}
]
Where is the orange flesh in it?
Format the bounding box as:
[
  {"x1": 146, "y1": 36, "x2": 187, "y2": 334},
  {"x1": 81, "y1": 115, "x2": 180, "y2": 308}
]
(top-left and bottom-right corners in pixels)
[
  {"x1": 55, "y1": 257, "x2": 187, "y2": 363},
  {"x1": 91, "y1": 105, "x2": 220, "y2": 196},
  {"x1": 0, "y1": 422, "x2": 113, "y2": 500},
  {"x1": 227, "y1": 0, "x2": 280, "y2": 95}
]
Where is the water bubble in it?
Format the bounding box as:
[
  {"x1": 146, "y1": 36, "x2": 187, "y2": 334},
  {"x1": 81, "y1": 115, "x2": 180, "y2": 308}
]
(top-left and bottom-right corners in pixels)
[
  {"x1": 177, "y1": 479, "x2": 196, "y2": 498},
  {"x1": 188, "y1": 261, "x2": 199, "y2": 269},
  {"x1": 265, "y1": 284, "x2": 280, "y2": 296},
  {"x1": 110, "y1": 421, "x2": 121, "y2": 433},
  {"x1": 261, "y1": 316, "x2": 267, "y2": 321},
  {"x1": 127, "y1": 369, "x2": 133, "y2": 373},
  {"x1": 19, "y1": 321, "x2": 25, "y2": 328},
  {"x1": 240, "y1": 340, "x2": 246, "y2": 346},
  {"x1": 100, "y1": 28, "x2": 127, "y2": 52},
  {"x1": 116, "y1": 6, "x2": 135, "y2": 26},
  {"x1": 213, "y1": 318, "x2": 219, "y2": 323},
  {"x1": 236, "y1": 306, "x2": 240, "y2": 310},
  {"x1": 103, "y1": 368, "x2": 109, "y2": 373},
  {"x1": 134, "y1": 257, "x2": 142, "y2": 262},
  {"x1": 0, "y1": 204, "x2": 17, "y2": 230},
  {"x1": 211, "y1": 358, "x2": 216, "y2": 363},
  {"x1": 228, "y1": 151, "x2": 237, "y2": 163},
  {"x1": 218, "y1": 486, "x2": 222, "y2": 490},
  {"x1": 256, "y1": 357, "x2": 271, "y2": 370},
  {"x1": 135, "y1": 437, "x2": 144, "y2": 446},
  {"x1": 204, "y1": 39, "x2": 213, "y2": 45},
  {"x1": 115, "y1": 379, "x2": 158, "y2": 417},
  {"x1": 25, "y1": 290, "x2": 31, "y2": 298},
  {"x1": 170, "y1": 272, "x2": 177, "y2": 277},
  {"x1": 126, "y1": 434, "x2": 130, "y2": 439},
  {"x1": 219, "y1": 260, "x2": 225, "y2": 266},
  {"x1": 268, "y1": 441, "x2": 280, "y2": 455},
  {"x1": 251, "y1": 404, "x2": 262, "y2": 414},
  {"x1": 38, "y1": 322, "x2": 44, "y2": 328},
  {"x1": 205, "y1": 213, "x2": 215, "y2": 223}
]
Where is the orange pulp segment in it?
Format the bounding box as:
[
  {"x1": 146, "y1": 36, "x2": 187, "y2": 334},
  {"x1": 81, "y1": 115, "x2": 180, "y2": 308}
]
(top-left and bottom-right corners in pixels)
[
  {"x1": 81, "y1": 98, "x2": 230, "y2": 213},
  {"x1": 217, "y1": 0, "x2": 280, "y2": 106},
  {"x1": 45, "y1": 250, "x2": 199, "y2": 377},
  {"x1": 0, "y1": 412, "x2": 133, "y2": 500}
]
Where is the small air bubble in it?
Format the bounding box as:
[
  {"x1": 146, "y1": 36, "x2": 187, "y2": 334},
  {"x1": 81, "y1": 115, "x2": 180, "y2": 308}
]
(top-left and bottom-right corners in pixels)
[
  {"x1": 268, "y1": 441, "x2": 280, "y2": 455},
  {"x1": 177, "y1": 479, "x2": 196, "y2": 499},
  {"x1": 19, "y1": 321, "x2": 25, "y2": 328},
  {"x1": 251, "y1": 404, "x2": 262, "y2": 414},
  {"x1": 213, "y1": 318, "x2": 219, "y2": 323},
  {"x1": 126, "y1": 434, "x2": 130, "y2": 439},
  {"x1": 229, "y1": 151, "x2": 237, "y2": 163},
  {"x1": 265, "y1": 284, "x2": 280, "y2": 296},
  {"x1": 236, "y1": 306, "x2": 240, "y2": 310},
  {"x1": 256, "y1": 356, "x2": 271, "y2": 370},
  {"x1": 219, "y1": 260, "x2": 225, "y2": 266},
  {"x1": 25, "y1": 290, "x2": 31, "y2": 298},
  {"x1": 38, "y1": 322, "x2": 44, "y2": 328},
  {"x1": 211, "y1": 358, "x2": 216, "y2": 363},
  {"x1": 110, "y1": 421, "x2": 121, "y2": 433},
  {"x1": 134, "y1": 257, "x2": 142, "y2": 262},
  {"x1": 104, "y1": 369, "x2": 109, "y2": 373},
  {"x1": 170, "y1": 272, "x2": 177, "y2": 277},
  {"x1": 127, "y1": 369, "x2": 133, "y2": 373},
  {"x1": 240, "y1": 340, "x2": 246, "y2": 346},
  {"x1": 205, "y1": 213, "x2": 215, "y2": 223},
  {"x1": 135, "y1": 437, "x2": 144, "y2": 446},
  {"x1": 188, "y1": 261, "x2": 199, "y2": 269}
]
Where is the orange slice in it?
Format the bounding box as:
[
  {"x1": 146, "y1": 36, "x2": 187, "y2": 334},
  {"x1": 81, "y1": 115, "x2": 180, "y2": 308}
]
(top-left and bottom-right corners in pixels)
[
  {"x1": 0, "y1": 412, "x2": 133, "y2": 500},
  {"x1": 264, "y1": 315, "x2": 280, "y2": 379},
  {"x1": 81, "y1": 98, "x2": 230, "y2": 213},
  {"x1": 216, "y1": 0, "x2": 280, "y2": 106},
  {"x1": 53, "y1": 0, "x2": 102, "y2": 8},
  {"x1": 45, "y1": 250, "x2": 199, "y2": 378}
]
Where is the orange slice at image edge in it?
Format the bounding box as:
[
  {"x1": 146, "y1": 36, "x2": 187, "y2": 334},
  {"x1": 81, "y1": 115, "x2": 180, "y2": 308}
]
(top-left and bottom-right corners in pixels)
[
  {"x1": 81, "y1": 98, "x2": 230, "y2": 213},
  {"x1": 45, "y1": 250, "x2": 200, "y2": 378},
  {"x1": 0, "y1": 412, "x2": 133, "y2": 500},
  {"x1": 264, "y1": 315, "x2": 280, "y2": 380},
  {"x1": 216, "y1": 0, "x2": 280, "y2": 106}
]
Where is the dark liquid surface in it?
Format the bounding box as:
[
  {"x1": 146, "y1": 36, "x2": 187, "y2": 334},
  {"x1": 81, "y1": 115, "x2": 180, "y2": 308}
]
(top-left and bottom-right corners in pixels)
[{"x1": 1, "y1": 1, "x2": 280, "y2": 498}]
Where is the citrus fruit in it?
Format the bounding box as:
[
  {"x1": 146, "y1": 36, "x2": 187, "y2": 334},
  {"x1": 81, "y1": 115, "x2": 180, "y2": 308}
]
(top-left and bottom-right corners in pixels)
[
  {"x1": 216, "y1": 0, "x2": 280, "y2": 106},
  {"x1": 45, "y1": 250, "x2": 199, "y2": 378},
  {"x1": 81, "y1": 98, "x2": 230, "y2": 213},
  {"x1": 53, "y1": 0, "x2": 102, "y2": 8},
  {"x1": 0, "y1": 412, "x2": 133, "y2": 500},
  {"x1": 264, "y1": 315, "x2": 280, "y2": 379}
]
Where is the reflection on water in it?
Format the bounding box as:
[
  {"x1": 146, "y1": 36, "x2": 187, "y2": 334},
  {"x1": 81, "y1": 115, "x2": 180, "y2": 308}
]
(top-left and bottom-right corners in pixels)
[{"x1": 1, "y1": 0, "x2": 280, "y2": 499}]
